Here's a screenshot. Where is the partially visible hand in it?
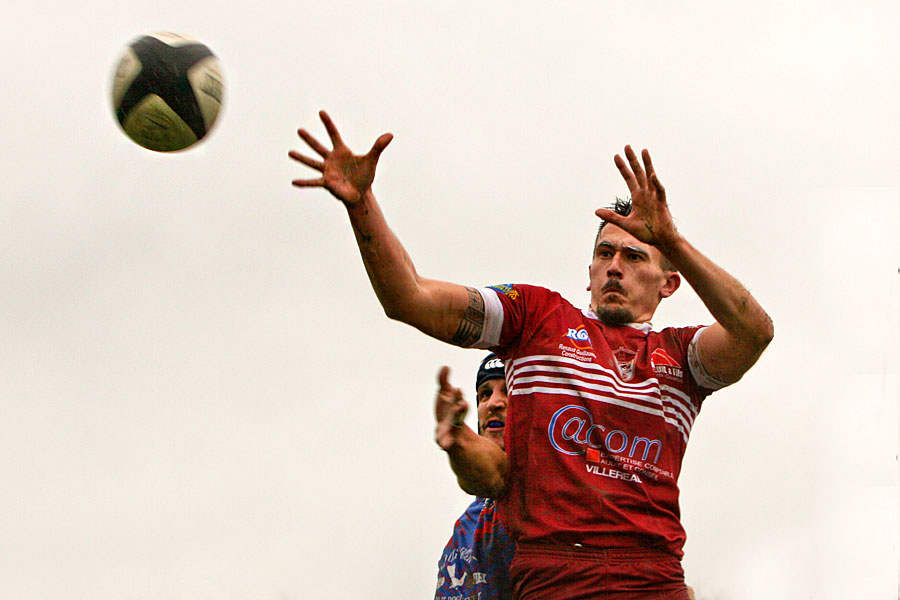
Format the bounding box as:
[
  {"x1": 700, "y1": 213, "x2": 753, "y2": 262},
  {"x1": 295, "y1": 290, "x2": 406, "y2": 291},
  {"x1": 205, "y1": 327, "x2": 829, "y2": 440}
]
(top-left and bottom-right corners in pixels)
[
  {"x1": 289, "y1": 110, "x2": 393, "y2": 206},
  {"x1": 596, "y1": 145, "x2": 679, "y2": 251},
  {"x1": 434, "y1": 366, "x2": 469, "y2": 451}
]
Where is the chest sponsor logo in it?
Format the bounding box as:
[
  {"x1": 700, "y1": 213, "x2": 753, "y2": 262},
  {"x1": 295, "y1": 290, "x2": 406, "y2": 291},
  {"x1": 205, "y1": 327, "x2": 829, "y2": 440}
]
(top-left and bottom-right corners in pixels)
[
  {"x1": 558, "y1": 325, "x2": 596, "y2": 361},
  {"x1": 549, "y1": 405, "x2": 675, "y2": 483},
  {"x1": 548, "y1": 405, "x2": 662, "y2": 463},
  {"x1": 612, "y1": 346, "x2": 637, "y2": 381},
  {"x1": 650, "y1": 348, "x2": 683, "y2": 380},
  {"x1": 564, "y1": 325, "x2": 592, "y2": 350}
]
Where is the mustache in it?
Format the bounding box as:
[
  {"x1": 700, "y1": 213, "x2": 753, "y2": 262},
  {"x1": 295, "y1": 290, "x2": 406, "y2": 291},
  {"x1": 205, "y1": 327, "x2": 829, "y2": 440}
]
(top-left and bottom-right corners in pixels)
[
  {"x1": 482, "y1": 408, "x2": 506, "y2": 422},
  {"x1": 602, "y1": 280, "x2": 626, "y2": 295}
]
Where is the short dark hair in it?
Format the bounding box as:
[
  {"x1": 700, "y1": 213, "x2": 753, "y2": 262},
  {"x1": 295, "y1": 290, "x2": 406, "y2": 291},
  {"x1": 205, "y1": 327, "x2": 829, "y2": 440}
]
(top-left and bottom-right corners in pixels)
[
  {"x1": 593, "y1": 197, "x2": 676, "y2": 272},
  {"x1": 595, "y1": 197, "x2": 632, "y2": 244}
]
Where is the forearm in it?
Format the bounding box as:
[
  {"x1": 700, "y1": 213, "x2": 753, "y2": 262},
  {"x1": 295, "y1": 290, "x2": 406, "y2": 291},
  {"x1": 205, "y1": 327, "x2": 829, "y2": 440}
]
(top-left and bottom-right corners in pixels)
[
  {"x1": 290, "y1": 112, "x2": 474, "y2": 344},
  {"x1": 663, "y1": 235, "x2": 773, "y2": 346},
  {"x1": 444, "y1": 426, "x2": 508, "y2": 498},
  {"x1": 345, "y1": 190, "x2": 424, "y2": 319},
  {"x1": 661, "y1": 235, "x2": 773, "y2": 384},
  {"x1": 600, "y1": 145, "x2": 772, "y2": 380},
  {"x1": 345, "y1": 191, "x2": 477, "y2": 345}
]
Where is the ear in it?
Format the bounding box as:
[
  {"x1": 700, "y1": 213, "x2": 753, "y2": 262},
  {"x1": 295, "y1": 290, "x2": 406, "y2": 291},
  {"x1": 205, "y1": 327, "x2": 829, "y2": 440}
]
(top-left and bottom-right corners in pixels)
[
  {"x1": 586, "y1": 264, "x2": 592, "y2": 291},
  {"x1": 659, "y1": 272, "x2": 681, "y2": 299}
]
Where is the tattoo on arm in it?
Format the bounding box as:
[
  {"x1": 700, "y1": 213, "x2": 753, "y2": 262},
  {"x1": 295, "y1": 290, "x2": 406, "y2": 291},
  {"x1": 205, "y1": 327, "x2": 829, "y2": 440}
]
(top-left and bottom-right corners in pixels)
[{"x1": 451, "y1": 287, "x2": 485, "y2": 347}]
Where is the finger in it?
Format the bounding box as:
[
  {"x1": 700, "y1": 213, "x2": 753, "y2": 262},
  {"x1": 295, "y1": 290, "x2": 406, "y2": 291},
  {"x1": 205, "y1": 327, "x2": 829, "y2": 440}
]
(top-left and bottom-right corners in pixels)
[
  {"x1": 367, "y1": 133, "x2": 393, "y2": 161},
  {"x1": 614, "y1": 154, "x2": 637, "y2": 192},
  {"x1": 438, "y1": 366, "x2": 452, "y2": 391},
  {"x1": 643, "y1": 150, "x2": 666, "y2": 203},
  {"x1": 452, "y1": 400, "x2": 468, "y2": 426},
  {"x1": 650, "y1": 172, "x2": 666, "y2": 203},
  {"x1": 298, "y1": 129, "x2": 330, "y2": 158},
  {"x1": 625, "y1": 145, "x2": 646, "y2": 188},
  {"x1": 319, "y1": 110, "x2": 344, "y2": 147},
  {"x1": 641, "y1": 148, "x2": 657, "y2": 181},
  {"x1": 595, "y1": 208, "x2": 625, "y2": 225},
  {"x1": 288, "y1": 150, "x2": 323, "y2": 172},
  {"x1": 291, "y1": 177, "x2": 325, "y2": 187}
]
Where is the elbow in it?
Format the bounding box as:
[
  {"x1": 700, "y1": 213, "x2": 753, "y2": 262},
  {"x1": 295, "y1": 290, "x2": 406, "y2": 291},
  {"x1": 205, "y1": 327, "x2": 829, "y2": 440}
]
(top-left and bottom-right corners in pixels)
[
  {"x1": 459, "y1": 476, "x2": 506, "y2": 499},
  {"x1": 741, "y1": 312, "x2": 774, "y2": 352},
  {"x1": 458, "y1": 480, "x2": 481, "y2": 497},
  {"x1": 380, "y1": 295, "x2": 418, "y2": 325},
  {"x1": 382, "y1": 304, "x2": 430, "y2": 336},
  {"x1": 741, "y1": 316, "x2": 773, "y2": 364},
  {"x1": 758, "y1": 314, "x2": 775, "y2": 348},
  {"x1": 381, "y1": 303, "x2": 404, "y2": 322},
  {"x1": 378, "y1": 286, "x2": 427, "y2": 326}
]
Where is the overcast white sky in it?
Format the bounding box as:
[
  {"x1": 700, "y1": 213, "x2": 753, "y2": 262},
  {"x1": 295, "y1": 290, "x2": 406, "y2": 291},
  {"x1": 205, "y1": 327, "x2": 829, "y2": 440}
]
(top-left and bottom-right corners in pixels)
[{"x1": 1, "y1": 1, "x2": 898, "y2": 599}]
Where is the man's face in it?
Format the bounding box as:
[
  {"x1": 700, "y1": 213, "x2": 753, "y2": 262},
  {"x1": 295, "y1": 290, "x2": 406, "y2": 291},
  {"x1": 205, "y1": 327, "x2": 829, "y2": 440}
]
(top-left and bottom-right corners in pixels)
[
  {"x1": 588, "y1": 224, "x2": 679, "y2": 325},
  {"x1": 477, "y1": 378, "x2": 508, "y2": 450}
]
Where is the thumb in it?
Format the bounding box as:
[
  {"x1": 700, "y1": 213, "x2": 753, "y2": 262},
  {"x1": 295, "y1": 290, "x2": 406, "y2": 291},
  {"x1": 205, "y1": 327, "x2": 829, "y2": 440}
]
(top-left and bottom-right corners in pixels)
[
  {"x1": 437, "y1": 366, "x2": 452, "y2": 392},
  {"x1": 595, "y1": 208, "x2": 624, "y2": 225},
  {"x1": 368, "y1": 133, "x2": 393, "y2": 160}
]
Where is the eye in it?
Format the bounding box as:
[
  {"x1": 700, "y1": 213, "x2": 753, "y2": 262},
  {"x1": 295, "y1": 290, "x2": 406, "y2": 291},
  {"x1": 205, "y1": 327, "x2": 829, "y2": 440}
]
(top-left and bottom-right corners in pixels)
[{"x1": 628, "y1": 252, "x2": 643, "y2": 261}]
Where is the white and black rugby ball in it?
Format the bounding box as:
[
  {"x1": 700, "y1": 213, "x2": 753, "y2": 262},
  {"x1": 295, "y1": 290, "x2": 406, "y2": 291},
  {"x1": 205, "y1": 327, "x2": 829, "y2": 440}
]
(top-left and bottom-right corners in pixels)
[{"x1": 111, "y1": 32, "x2": 224, "y2": 152}]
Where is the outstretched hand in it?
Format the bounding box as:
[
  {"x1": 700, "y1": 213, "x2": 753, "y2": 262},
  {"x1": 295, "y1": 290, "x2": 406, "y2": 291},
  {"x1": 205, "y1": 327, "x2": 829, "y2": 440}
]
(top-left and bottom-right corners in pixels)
[
  {"x1": 434, "y1": 366, "x2": 469, "y2": 451},
  {"x1": 596, "y1": 145, "x2": 679, "y2": 251},
  {"x1": 289, "y1": 110, "x2": 393, "y2": 206}
]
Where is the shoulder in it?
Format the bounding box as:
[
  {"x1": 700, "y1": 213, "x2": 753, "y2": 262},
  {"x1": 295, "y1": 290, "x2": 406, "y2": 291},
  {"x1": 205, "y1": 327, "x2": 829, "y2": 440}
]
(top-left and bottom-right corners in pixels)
[
  {"x1": 651, "y1": 325, "x2": 723, "y2": 395},
  {"x1": 478, "y1": 284, "x2": 577, "y2": 351},
  {"x1": 483, "y1": 283, "x2": 571, "y2": 307},
  {"x1": 651, "y1": 325, "x2": 707, "y2": 352}
]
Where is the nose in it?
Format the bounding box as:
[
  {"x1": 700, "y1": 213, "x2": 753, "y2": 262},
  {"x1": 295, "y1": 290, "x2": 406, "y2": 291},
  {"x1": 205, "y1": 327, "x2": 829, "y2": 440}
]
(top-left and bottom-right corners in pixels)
[
  {"x1": 485, "y1": 389, "x2": 507, "y2": 410},
  {"x1": 606, "y1": 253, "x2": 624, "y2": 278}
]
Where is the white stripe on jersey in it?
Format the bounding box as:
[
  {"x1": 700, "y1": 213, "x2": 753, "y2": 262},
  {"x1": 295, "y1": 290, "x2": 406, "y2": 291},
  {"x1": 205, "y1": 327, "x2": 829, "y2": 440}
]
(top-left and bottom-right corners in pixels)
[
  {"x1": 510, "y1": 354, "x2": 700, "y2": 417},
  {"x1": 508, "y1": 354, "x2": 698, "y2": 443},
  {"x1": 687, "y1": 327, "x2": 731, "y2": 391},
  {"x1": 472, "y1": 287, "x2": 503, "y2": 349}
]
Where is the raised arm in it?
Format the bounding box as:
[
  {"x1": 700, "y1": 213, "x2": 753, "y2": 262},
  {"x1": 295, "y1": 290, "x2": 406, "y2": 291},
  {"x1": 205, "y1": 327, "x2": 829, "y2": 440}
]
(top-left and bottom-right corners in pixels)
[
  {"x1": 289, "y1": 111, "x2": 485, "y2": 347},
  {"x1": 597, "y1": 146, "x2": 774, "y2": 385},
  {"x1": 434, "y1": 367, "x2": 508, "y2": 497}
]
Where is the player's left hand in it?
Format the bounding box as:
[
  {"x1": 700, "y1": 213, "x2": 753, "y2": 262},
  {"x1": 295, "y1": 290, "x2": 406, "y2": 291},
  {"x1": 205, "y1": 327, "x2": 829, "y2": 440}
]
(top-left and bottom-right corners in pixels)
[
  {"x1": 596, "y1": 145, "x2": 680, "y2": 252},
  {"x1": 434, "y1": 366, "x2": 469, "y2": 451}
]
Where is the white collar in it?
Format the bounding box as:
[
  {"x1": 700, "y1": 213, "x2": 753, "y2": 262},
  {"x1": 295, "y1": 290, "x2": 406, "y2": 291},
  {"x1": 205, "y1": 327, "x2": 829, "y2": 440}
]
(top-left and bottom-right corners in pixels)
[{"x1": 582, "y1": 308, "x2": 652, "y2": 333}]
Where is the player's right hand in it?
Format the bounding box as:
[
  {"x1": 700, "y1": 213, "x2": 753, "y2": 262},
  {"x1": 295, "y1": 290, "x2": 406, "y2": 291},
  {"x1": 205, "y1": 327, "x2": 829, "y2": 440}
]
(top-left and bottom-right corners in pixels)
[{"x1": 289, "y1": 110, "x2": 392, "y2": 206}]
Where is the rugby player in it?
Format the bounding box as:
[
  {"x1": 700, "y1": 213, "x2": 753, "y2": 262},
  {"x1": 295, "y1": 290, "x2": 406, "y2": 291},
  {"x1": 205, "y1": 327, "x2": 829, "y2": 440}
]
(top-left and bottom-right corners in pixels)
[
  {"x1": 289, "y1": 112, "x2": 773, "y2": 599},
  {"x1": 433, "y1": 354, "x2": 514, "y2": 600}
]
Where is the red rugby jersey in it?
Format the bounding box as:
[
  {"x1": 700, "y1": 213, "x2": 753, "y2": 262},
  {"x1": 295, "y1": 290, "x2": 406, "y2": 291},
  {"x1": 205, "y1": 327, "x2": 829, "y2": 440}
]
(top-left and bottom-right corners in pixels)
[{"x1": 474, "y1": 284, "x2": 724, "y2": 558}]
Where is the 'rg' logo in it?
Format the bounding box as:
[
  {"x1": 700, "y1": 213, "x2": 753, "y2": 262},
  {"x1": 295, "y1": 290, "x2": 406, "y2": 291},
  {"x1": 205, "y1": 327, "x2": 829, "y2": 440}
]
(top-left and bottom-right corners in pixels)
[{"x1": 565, "y1": 326, "x2": 592, "y2": 349}]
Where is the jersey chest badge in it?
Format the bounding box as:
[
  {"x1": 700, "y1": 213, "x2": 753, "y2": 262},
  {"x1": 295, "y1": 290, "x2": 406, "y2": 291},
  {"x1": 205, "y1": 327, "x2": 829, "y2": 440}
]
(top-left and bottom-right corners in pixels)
[{"x1": 612, "y1": 347, "x2": 637, "y2": 381}]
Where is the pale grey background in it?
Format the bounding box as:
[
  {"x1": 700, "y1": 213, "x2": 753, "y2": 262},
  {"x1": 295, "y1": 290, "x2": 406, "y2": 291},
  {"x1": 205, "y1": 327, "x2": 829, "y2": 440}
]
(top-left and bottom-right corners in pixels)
[{"x1": 1, "y1": 1, "x2": 897, "y2": 598}]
